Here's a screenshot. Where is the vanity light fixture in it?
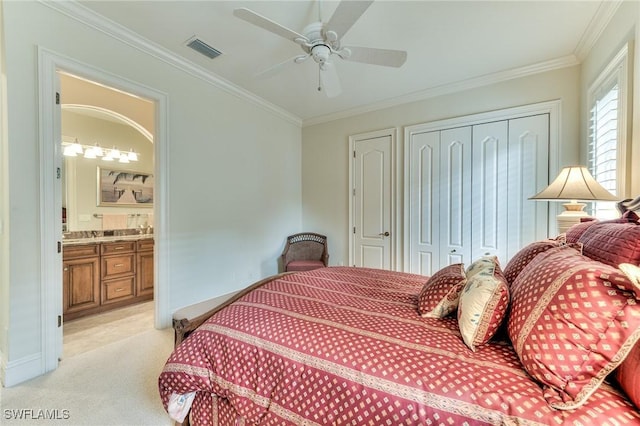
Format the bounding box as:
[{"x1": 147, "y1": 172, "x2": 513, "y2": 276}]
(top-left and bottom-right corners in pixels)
[{"x1": 62, "y1": 139, "x2": 139, "y2": 162}]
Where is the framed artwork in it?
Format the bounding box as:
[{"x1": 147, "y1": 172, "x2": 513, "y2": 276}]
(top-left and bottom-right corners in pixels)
[{"x1": 97, "y1": 167, "x2": 154, "y2": 207}]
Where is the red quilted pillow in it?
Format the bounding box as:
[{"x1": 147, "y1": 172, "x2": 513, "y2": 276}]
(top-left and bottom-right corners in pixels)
[
  {"x1": 508, "y1": 248, "x2": 640, "y2": 410},
  {"x1": 578, "y1": 221, "x2": 640, "y2": 267},
  {"x1": 565, "y1": 218, "x2": 597, "y2": 243},
  {"x1": 417, "y1": 264, "x2": 466, "y2": 318},
  {"x1": 565, "y1": 212, "x2": 640, "y2": 244}
]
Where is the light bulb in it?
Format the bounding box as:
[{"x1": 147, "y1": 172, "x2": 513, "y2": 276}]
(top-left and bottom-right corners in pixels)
[{"x1": 83, "y1": 148, "x2": 96, "y2": 159}]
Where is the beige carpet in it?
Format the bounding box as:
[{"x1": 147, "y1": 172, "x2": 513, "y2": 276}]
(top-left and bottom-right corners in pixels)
[{"x1": 1, "y1": 314, "x2": 174, "y2": 425}]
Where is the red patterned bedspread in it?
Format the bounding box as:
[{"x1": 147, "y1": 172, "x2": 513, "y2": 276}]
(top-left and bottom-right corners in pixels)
[{"x1": 159, "y1": 267, "x2": 640, "y2": 425}]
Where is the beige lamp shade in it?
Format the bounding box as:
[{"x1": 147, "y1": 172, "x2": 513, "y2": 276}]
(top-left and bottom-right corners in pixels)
[
  {"x1": 529, "y1": 165, "x2": 618, "y2": 202},
  {"x1": 530, "y1": 166, "x2": 618, "y2": 234}
]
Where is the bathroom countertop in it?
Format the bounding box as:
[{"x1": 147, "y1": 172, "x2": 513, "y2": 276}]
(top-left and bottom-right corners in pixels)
[{"x1": 62, "y1": 233, "x2": 154, "y2": 245}]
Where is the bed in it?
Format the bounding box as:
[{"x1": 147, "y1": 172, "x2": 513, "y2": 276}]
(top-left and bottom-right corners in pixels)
[{"x1": 159, "y1": 202, "x2": 640, "y2": 425}]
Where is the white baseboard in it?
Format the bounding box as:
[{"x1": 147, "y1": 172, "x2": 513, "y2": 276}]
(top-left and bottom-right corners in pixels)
[{"x1": 1, "y1": 353, "x2": 43, "y2": 387}]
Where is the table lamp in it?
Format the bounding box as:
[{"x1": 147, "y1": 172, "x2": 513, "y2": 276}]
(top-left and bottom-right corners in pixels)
[{"x1": 529, "y1": 165, "x2": 618, "y2": 233}]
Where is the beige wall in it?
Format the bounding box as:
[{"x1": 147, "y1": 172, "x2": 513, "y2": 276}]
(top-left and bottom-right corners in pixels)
[
  {"x1": 302, "y1": 66, "x2": 581, "y2": 268},
  {"x1": 0, "y1": 0, "x2": 302, "y2": 385}
]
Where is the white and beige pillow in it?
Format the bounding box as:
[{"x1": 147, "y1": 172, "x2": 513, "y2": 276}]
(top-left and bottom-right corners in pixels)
[{"x1": 457, "y1": 256, "x2": 509, "y2": 352}]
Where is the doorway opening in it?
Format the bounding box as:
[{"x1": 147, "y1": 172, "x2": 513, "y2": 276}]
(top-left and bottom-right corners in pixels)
[{"x1": 59, "y1": 72, "x2": 156, "y2": 358}]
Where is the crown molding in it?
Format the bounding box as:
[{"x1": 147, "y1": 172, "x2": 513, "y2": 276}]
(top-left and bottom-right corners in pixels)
[
  {"x1": 40, "y1": 0, "x2": 302, "y2": 127},
  {"x1": 574, "y1": 0, "x2": 623, "y2": 61},
  {"x1": 302, "y1": 55, "x2": 579, "y2": 127}
]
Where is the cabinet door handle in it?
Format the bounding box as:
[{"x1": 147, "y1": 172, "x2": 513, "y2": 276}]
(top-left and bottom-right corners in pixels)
[
  {"x1": 114, "y1": 263, "x2": 124, "y2": 268},
  {"x1": 114, "y1": 246, "x2": 125, "y2": 250},
  {"x1": 114, "y1": 287, "x2": 125, "y2": 292}
]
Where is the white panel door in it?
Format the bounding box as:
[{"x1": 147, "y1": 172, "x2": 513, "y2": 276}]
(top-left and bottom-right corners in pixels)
[
  {"x1": 506, "y1": 114, "x2": 550, "y2": 260},
  {"x1": 472, "y1": 121, "x2": 509, "y2": 261},
  {"x1": 407, "y1": 131, "x2": 440, "y2": 275},
  {"x1": 439, "y1": 127, "x2": 472, "y2": 267},
  {"x1": 353, "y1": 135, "x2": 392, "y2": 269}
]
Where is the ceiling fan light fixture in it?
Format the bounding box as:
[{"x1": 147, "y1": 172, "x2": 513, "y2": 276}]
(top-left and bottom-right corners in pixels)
[{"x1": 311, "y1": 44, "x2": 331, "y2": 64}]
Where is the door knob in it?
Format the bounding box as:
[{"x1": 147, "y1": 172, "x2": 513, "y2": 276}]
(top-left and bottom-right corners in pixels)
[{"x1": 379, "y1": 231, "x2": 390, "y2": 237}]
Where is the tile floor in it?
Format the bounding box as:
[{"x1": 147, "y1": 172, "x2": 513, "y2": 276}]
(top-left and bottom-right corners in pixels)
[{"x1": 63, "y1": 301, "x2": 155, "y2": 358}]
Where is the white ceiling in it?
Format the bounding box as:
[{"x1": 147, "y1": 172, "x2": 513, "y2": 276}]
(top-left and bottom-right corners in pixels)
[{"x1": 76, "y1": 0, "x2": 609, "y2": 124}]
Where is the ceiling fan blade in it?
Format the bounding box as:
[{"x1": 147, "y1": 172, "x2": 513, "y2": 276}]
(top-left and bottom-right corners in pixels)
[
  {"x1": 342, "y1": 46, "x2": 407, "y2": 68},
  {"x1": 319, "y1": 62, "x2": 342, "y2": 98},
  {"x1": 234, "y1": 8, "x2": 307, "y2": 44},
  {"x1": 255, "y1": 55, "x2": 308, "y2": 79},
  {"x1": 325, "y1": 0, "x2": 373, "y2": 40}
]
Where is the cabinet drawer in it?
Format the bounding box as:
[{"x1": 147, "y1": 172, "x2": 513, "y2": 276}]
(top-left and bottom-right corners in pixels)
[
  {"x1": 102, "y1": 277, "x2": 135, "y2": 303},
  {"x1": 137, "y1": 238, "x2": 154, "y2": 251},
  {"x1": 63, "y1": 243, "x2": 99, "y2": 260},
  {"x1": 102, "y1": 254, "x2": 135, "y2": 279},
  {"x1": 101, "y1": 241, "x2": 136, "y2": 255}
]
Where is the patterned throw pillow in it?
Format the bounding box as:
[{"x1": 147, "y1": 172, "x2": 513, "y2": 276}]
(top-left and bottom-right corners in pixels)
[
  {"x1": 503, "y1": 240, "x2": 563, "y2": 285},
  {"x1": 417, "y1": 264, "x2": 467, "y2": 318},
  {"x1": 457, "y1": 257, "x2": 509, "y2": 351},
  {"x1": 508, "y1": 250, "x2": 640, "y2": 410}
]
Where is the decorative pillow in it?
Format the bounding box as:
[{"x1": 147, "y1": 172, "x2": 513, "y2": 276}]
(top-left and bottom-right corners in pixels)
[
  {"x1": 465, "y1": 255, "x2": 498, "y2": 280},
  {"x1": 458, "y1": 257, "x2": 509, "y2": 352},
  {"x1": 615, "y1": 340, "x2": 640, "y2": 410},
  {"x1": 578, "y1": 221, "x2": 640, "y2": 268},
  {"x1": 565, "y1": 218, "x2": 597, "y2": 243},
  {"x1": 565, "y1": 212, "x2": 640, "y2": 244},
  {"x1": 507, "y1": 250, "x2": 640, "y2": 410},
  {"x1": 503, "y1": 240, "x2": 563, "y2": 285},
  {"x1": 418, "y1": 264, "x2": 467, "y2": 318}
]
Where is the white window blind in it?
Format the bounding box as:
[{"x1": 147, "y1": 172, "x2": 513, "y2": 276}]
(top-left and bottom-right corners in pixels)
[
  {"x1": 586, "y1": 43, "x2": 630, "y2": 220},
  {"x1": 588, "y1": 82, "x2": 618, "y2": 219}
]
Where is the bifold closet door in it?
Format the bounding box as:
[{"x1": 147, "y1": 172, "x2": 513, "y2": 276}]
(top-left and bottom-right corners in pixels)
[
  {"x1": 407, "y1": 127, "x2": 471, "y2": 275},
  {"x1": 439, "y1": 127, "x2": 472, "y2": 268},
  {"x1": 406, "y1": 113, "x2": 549, "y2": 274},
  {"x1": 470, "y1": 115, "x2": 549, "y2": 262},
  {"x1": 506, "y1": 114, "x2": 549, "y2": 259},
  {"x1": 471, "y1": 121, "x2": 508, "y2": 261},
  {"x1": 407, "y1": 130, "x2": 441, "y2": 275}
]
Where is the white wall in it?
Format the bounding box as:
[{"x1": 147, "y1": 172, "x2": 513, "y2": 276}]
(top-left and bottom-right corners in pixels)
[
  {"x1": 0, "y1": 1, "x2": 302, "y2": 385},
  {"x1": 302, "y1": 66, "x2": 581, "y2": 268},
  {"x1": 580, "y1": 0, "x2": 640, "y2": 197}
]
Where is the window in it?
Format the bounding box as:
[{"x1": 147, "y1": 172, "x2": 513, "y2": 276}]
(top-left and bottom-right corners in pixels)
[{"x1": 587, "y1": 43, "x2": 631, "y2": 219}]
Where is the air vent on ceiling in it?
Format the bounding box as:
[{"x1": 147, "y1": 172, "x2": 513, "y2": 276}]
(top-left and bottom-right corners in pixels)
[{"x1": 186, "y1": 37, "x2": 222, "y2": 59}]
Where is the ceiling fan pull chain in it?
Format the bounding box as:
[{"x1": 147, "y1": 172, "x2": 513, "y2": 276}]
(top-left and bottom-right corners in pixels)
[{"x1": 317, "y1": 66, "x2": 322, "y2": 92}]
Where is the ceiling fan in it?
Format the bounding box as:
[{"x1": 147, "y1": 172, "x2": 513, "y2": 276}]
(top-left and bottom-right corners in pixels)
[{"x1": 233, "y1": 0, "x2": 407, "y2": 98}]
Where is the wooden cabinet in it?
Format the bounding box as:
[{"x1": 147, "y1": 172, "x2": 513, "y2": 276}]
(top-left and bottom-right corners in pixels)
[
  {"x1": 62, "y1": 237, "x2": 154, "y2": 321},
  {"x1": 63, "y1": 244, "x2": 100, "y2": 319},
  {"x1": 101, "y1": 241, "x2": 136, "y2": 305},
  {"x1": 137, "y1": 239, "x2": 154, "y2": 298}
]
